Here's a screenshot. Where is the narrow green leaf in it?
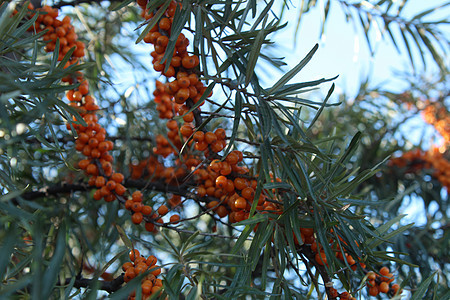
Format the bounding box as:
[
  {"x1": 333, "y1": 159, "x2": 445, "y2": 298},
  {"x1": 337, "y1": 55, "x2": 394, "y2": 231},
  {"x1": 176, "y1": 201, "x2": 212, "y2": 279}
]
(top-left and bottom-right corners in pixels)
[{"x1": 268, "y1": 44, "x2": 319, "y2": 94}]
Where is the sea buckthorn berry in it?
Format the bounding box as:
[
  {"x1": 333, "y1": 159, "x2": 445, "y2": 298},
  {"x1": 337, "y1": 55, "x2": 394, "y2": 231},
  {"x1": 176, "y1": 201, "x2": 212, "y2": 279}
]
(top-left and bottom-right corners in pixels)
[
  {"x1": 169, "y1": 214, "x2": 180, "y2": 224},
  {"x1": 146, "y1": 255, "x2": 157, "y2": 266},
  {"x1": 214, "y1": 128, "x2": 226, "y2": 140},
  {"x1": 170, "y1": 56, "x2": 181, "y2": 67},
  {"x1": 132, "y1": 191, "x2": 143, "y2": 202},
  {"x1": 210, "y1": 160, "x2": 222, "y2": 172},
  {"x1": 180, "y1": 124, "x2": 193, "y2": 137},
  {"x1": 182, "y1": 112, "x2": 194, "y2": 123},
  {"x1": 145, "y1": 222, "x2": 155, "y2": 232},
  {"x1": 93, "y1": 189, "x2": 103, "y2": 201},
  {"x1": 106, "y1": 180, "x2": 116, "y2": 190},
  {"x1": 175, "y1": 88, "x2": 190, "y2": 104},
  {"x1": 379, "y1": 266, "x2": 390, "y2": 276},
  {"x1": 215, "y1": 175, "x2": 228, "y2": 188},
  {"x1": 178, "y1": 77, "x2": 190, "y2": 88},
  {"x1": 95, "y1": 176, "x2": 106, "y2": 188},
  {"x1": 234, "y1": 177, "x2": 248, "y2": 190},
  {"x1": 151, "y1": 266, "x2": 161, "y2": 276},
  {"x1": 78, "y1": 159, "x2": 90, "y2": 169},
  {"x1": 391, "y1": 283, "x2": 400, "y2": 294},
  {"x1": 182, "y1": 55, "x2": 196, "y2": 69},
  {"x1": 159, "y1": 17, "x2": 171, "y2": 31},
  {"x1": 188, "y1": 73, "x2": 198, "y2": 85},
  {"x1": 226, "y1": 152, "x2": 239, "y2": 165},
  {"x1": 204, "y1": 132, "x2": 217, "y2": 144},
  {"x1": 115, "y1": 183, "x2": 126, "y2": 195},
  {"x1": 142, "y1": 205, "x2": 152, "y2": 215},
  {"x1": 241, "y1": 187, "x2": 255, "y2": 200},
  {"x1": 234, "y1": 197, "x2": 247, "y2": 209},
  {"x1": 220, "y1": 162, "x2": 232, "y2": 176},
  {"x1": 125, "y1": 199, "x2": 134, "y2": 210},
  {"x1": 368, "y1": 286, "x2": 379, "y2": 296},
  {"x1": 315, "y1": 252, "x2": 327, "y2": 266},
  {"x1": 379, "y1": 282, "x2": 389, "y2": 293},
  {"x1": 124, "y1": 267, "x2": 136, "y2": 281},
  {"x1": 122, "y1": 262, "x2": 133, "y2": 271},
  {"x1": 158, "y1": 205, "x2": 169, "y2": 216},
  {"x1": 132, "y1": 212, "x2": 143, "y2": 224},
  {"x1": 131, "y1": 202, "x2": 142, "y2": 213},
  {"x1": 193, "y1": 131, "x2": 204, "y2": 142},
  {"x1": 129, "y1": 249, "x2": 140, "y2": 261}
]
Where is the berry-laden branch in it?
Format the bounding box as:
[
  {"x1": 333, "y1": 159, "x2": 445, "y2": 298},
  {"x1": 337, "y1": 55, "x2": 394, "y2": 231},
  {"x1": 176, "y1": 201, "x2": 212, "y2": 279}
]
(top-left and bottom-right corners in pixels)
[{"x1": 16, "y1": 1, "x2": 407, "y2": 298}]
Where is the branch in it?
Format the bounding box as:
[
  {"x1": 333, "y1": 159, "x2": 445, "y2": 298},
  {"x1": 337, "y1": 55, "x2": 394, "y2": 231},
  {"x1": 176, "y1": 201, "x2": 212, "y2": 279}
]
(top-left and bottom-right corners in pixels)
[{"x1": 63, "y1": 274, "x2": 124, "y2": 293}]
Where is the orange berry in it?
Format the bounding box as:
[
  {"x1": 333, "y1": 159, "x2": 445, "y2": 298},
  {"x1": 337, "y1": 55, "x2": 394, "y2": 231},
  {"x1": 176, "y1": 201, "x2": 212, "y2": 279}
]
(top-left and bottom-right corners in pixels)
[
  {"x1": 169, "y1": 214, "x2": 180, "y2": 224},
  {"x1": 214, "y1": 128, "x2": 226, "y2": 140},
  {"x1": 315, "y1": 252, "x2": 327, "y2": 266},
  {"x1": 95, "y1": 176, "x2": 106, "y2": 188},
  {"x1": 158, "y1": 205, "x2": 169, "y2": 216},
  {"x1": 115, "y1": 183, "x2": 126, "y2": 195},
  {"x1": 139, "y1": 205, "x2": 151, "y2": 215},
  {"x1": 379, "y1": 282, "x2": 389, "y2": 293},
  {"x1": 234, "y1": 197, "x2": 247, "y2": 209},
  {"x1": 159, "y1": 17, "x2": 171, "y2": 31},
  {"x1": 132, "y1": 191, "x2": 143, "y2": 202},
  {"x1": 241, "y1": 187, "x2": 255, "y2": 201},
  {"x1": 368, "y1": 286, "x2": 379, "y2": 296},
  {"x1": 204, "y1": 132, "x2": 217, "y2": 144},
  {"x1": 132, "y1": 212, "x2": 143, "y2": 224},
  {"x1": 215, "y1": 175, "x2": 228, "y2": 188},
  {"x1": 129, "y1": 249, "x2": 140, "y2": 261},
  {"x1": 145, "y1": 222, "x2": 155, "y2": 232},
  {"x1": 122, "y1": 262, "x2": 133, "y2": 271},
  {"x1": 193, "y1": 131, "x2": 204, "y2": 142},
  {"x1": 391, "y1": 283, "x2": 400, "y2": 294},
  {"x1": 379, "y1": 266, "x2": 390, "y2": 276},
  {"x1": 180, "y1": 124, "x2": 193, "y2": 137}
]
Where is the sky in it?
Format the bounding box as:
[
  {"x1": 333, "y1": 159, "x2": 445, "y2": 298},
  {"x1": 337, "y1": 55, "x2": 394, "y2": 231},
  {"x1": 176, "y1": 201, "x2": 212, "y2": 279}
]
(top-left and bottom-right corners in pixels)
[{"x1": 265, "y1": 0, "x2": 448, "y2": 99}]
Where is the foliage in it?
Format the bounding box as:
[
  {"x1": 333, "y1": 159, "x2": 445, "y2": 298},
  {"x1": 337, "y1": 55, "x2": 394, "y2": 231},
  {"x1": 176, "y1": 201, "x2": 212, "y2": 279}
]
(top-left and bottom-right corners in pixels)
[{"x1": 0, "y1": 0, "x2": 448, "y2": 299}]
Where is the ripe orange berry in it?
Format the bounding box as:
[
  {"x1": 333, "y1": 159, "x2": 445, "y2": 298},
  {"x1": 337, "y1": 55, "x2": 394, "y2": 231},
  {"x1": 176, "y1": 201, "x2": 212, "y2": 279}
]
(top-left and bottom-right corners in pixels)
[
  {"x1": 157, "y1": 205, "x2": 169, "y2": 216},
  {"x1": 132, "y1": 212, "x2": 143, "y2": 224},
  {"x1": 95, "y1": 176, "x2": 106, "y2": 188},
  {"x1": 234, "y1": 197, "x2": 247, "y2": 209},
  {"x1": 379, "y1": 266, "x2": 390, "y2": 276},
  {"x1": 315, "y1": 252, "x2": 327, "y2": 266},
  {"x1": 129, "y1": 249, "x2": 140, "y2": 261},
  {"x1": 132, "y1": 191, "x2": 143, "y2": 202},
  {"x1": 215, "y1": 175, "x2": 228, "y2": 188},
  {"x1": 145, "y1": 222, "x2": 155, "y2": 232},
  {"x1": 241, "y1": 187, "x2": 255, "y2": 200},
  {"x1": 379, "y1": 282, "x2": 389, "y2": 293},
  {"x1": 169, "y1": 214, "x2": 180, "y2": 224},
  {"x1": 180, "y1": 124, "x2": 193, "y2": 137},
  {"x1": 175, "y1": 88, "x2": 190, "y2": 104},
  {"x1": 142, "y1": 205, "x2": 152, "y2": 215},
  {"x1": 204, "y1": 132, "x2": 217, "y2": 144},
  {"x1": 368, "y1": 286, "x2": 379, "y2": 296},
  {"x1": 131, "y1": 202, "x2": 142, "y2": 213},
  {"x1": 391, "y1": 283, "x2": 400, "y2": 294},
  {"x1": 234, "y1": 177, "x2": 248, "y2": 190},
  {"x1": 159, "y1": 17, "x2": 171, "y2": 31},
  {"x1": 122, "y1": 262, "x2": 133, "y2": 271},
  {"x1": 78, "y1": 159, "x2": 90, "y2": 169},
  {"x1": 115, "y1": 183, "x2": 126, "y2": 195},
  {"x1": 214, "y1": 128, "x2": 226, "y2": 140}
]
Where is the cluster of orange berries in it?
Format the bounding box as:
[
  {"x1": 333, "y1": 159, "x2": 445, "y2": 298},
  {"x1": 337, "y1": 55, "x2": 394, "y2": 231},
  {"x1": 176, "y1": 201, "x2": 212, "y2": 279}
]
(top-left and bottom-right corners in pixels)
[
  {"x1": 123, "y1": 190, "x2": 181, "y2": 232},
  {"x1": 366, "y1": 267, "x2": 401, "y2": 297},
  {"x1": 329, "y1": 287, "x2": 356, "y2": 300},
  {"x1": 421, "y1": 100, "x2": 450, "y2": 144},
  {"x1": 26, "y1": 4, "x2": 164, "y2": 229},
  {"x1": 296, "y1": 227, "x2": 366, "y2": 271},
  {"x1": 122, "y1": 249, "x2": 162, "y2": 299},
  {"x1": 389, "y1": 147, "x2": 450, "y2": 189},
  {"x1": 25, "y1": 4, "x2": 85, "y2": 68}
]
